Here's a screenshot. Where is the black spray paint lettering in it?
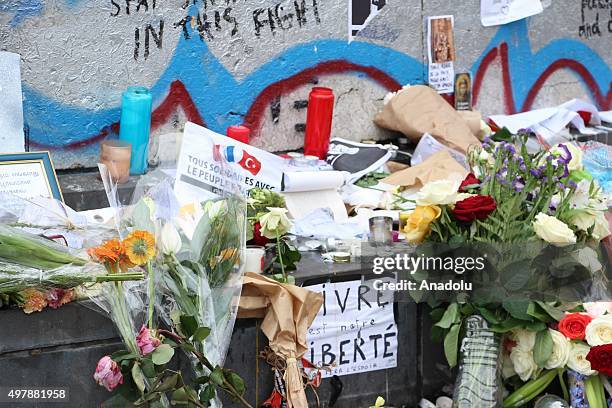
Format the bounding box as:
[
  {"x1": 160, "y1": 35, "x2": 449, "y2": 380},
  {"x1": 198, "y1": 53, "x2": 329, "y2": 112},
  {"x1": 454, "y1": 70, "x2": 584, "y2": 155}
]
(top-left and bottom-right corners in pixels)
[
  {"x1": 175, "y1": 8, "x2": 238, "y2": 41},
  {"x1": 110, "y1": 0, "x2": 157, "y2": 16},
  {"x1": 253, "y1": 0, "x2": 320, "y2": 36},
  {"x1": 134, "y1": 20, "x2": 164, "y2": 60},
  {"x1": 579, "y1": 0, "x2": 612, "y2": 38}
]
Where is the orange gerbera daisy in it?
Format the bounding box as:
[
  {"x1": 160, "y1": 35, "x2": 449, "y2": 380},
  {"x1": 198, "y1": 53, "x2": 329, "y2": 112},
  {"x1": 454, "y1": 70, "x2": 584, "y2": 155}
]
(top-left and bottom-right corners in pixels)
[
  {"x1": 124, "y1": 230, "x2": 156, "y2": 265},
  {"x1": 88, "y1": 239, "x2": 134, "y2": 272}
]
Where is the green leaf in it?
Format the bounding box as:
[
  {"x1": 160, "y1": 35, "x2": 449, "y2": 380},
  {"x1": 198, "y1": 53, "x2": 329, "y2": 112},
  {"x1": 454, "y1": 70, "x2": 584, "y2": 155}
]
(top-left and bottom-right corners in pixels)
[
  {"x1": 180, "y1": 315, "x2": 198, "y2": 338},
  {"x1": 200, "y1": 384, "x2": 216, "y2": 402},
  {"x1": 111, "y1": 350, "x2": 138, "y2": 363},
  {"x1": 536, "y1": 301, "x2": 565, "y2": 321},
  {"x1": 192, "y1": 327, "x2": 211, "y2": 342},
  {"x1": 444, "y1": 323, "x2": 462, "y2": 368},
  {"x1": 227, "y1": 372, "x2": 246, "y2": 395},
  {"x1": 524, "y1": 321, "x2": 547, "y2": 332},
  {"x1": 503, "y1": 299, "x2": 533, "y2": 321},
  {"x1": 527, "y1": 303, "x2": 551, "y2": 323},
  {"x1": 131, "y1": 363, "x2": 146, "y2": 393},
  {"x1": 435, "y1": 303, "x2": 460, "y2": 329},
  {"x1": 140, "y1": 358, "x2": 156, "y2": 378},
  {"x1": 477, "y1": 307, "x2": 501, "y2": 324},
  {"x1": 171, "y1": 387, "x2": 189, "y2": 404},
  {"x1": 132, "y1": 199, "x2": 155, "y2": 233},
  {"x1": 154, "y1": 373, "x2": 179, "y2": 393},
  {"x1": 210, "y1": 367, "x2": 225, "y2": 386},
  {"x1": 533, "y1": 330, "x2": 553, "y2": 368},
  {"x1": 151, "y1": 344, "x2": 174, "y2": 366}
]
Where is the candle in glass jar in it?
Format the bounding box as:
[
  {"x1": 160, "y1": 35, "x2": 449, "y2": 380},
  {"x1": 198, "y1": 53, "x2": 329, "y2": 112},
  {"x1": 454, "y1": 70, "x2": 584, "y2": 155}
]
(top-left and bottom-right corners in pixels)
[{"x1": 100, "y1": 140, "x2": 132, "y2": 183}]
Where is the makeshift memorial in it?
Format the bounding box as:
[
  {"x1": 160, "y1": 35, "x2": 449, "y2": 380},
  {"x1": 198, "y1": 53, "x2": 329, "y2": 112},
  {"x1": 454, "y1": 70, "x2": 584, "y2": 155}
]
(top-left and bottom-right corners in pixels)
[{"x1": 405, "y1": 130, "x2": 610, "y2": 406}]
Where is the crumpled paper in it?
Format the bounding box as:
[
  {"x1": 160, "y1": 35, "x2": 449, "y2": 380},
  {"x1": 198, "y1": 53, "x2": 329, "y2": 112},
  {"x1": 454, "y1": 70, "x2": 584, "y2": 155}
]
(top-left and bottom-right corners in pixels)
[
  {"x1": 238, "y1": 273, "x2": 323, "y2": 408},
  {"x1": 374, "y1": 85, "x2": 481, "y2": 153},
  {"x1": 381, "y1": 150, "x2": 468, "y2": 188}
]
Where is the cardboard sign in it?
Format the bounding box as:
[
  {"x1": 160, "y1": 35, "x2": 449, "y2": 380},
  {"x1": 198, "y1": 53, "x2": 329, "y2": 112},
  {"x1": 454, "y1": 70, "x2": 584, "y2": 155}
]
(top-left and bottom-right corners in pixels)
[
  {"x1": 174, "y1": 122, "x2": 285, "y2": 202},
  {"x1": 306, "y1": 280, "x2": 397, "y2": 378},
  {"x1": 427, "y1": 15, "x2": 455, "y2": 94}
]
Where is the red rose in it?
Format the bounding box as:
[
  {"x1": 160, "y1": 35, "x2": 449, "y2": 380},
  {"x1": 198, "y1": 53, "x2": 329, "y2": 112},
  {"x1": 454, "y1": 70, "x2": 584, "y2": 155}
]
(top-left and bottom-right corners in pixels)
[
  {"x1": 459, "y1": 173, "x2": 481, "y2": 192},
  {"x1": 586, "y1": 344, "x2": 612, "y2": 376},
  {"x1": 558, "y1": 313, "x2": 593, "y2": 340},
  {"x1": 251, "y1": 221, "x2": 270, "y2": 246},
  {"x1": 451, "y1": 195, "x2": 496, "y2": 222}
]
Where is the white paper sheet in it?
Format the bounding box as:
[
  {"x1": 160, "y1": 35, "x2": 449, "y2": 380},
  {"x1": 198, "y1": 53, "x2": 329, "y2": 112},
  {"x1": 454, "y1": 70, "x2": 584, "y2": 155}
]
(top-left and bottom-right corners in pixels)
[
  {"x1": 283, "y1": 171, "x2": 345, "y2": 192},
  {"x1": 0, "y1": 52, "x2": 25, "y2": 153},
  {"x1": 427, "y1": 16, "x2": 455, "y2": 94},
  {"x1": 480, "y1": 0, "x2": 543, "y2": 27},
  {"x1": 283, "y1": 189, "x2": 348, "y2": 223},
  {"x1": 489, "y1": 99, "x2": 604, "y2": 146}
]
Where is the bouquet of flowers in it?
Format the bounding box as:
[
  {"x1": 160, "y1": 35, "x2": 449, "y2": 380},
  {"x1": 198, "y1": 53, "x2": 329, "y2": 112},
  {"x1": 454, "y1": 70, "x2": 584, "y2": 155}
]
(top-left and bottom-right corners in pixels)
[
  {"x1": 403, "y1": 130, "x2": 610, "y2": 406},
  {"x1": 0, "y1": 224, "x2": 143, "y2": 313},
  {"x1": 91, "y1": 167, "x2": 251, "y2": 407}
]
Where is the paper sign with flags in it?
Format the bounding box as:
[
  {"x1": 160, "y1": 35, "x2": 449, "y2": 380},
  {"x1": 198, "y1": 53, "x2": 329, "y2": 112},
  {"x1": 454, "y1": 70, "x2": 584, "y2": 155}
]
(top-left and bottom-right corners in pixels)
[{"x1": 174, "y1": 122, "x2": 285, "y2": 202}]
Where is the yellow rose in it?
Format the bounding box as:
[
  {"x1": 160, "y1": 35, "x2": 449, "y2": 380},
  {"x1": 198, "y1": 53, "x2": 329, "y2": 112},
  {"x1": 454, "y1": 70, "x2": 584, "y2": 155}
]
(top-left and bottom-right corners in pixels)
[{"x1": 403, "y1": 206, "x2": 441, "y2": 244}]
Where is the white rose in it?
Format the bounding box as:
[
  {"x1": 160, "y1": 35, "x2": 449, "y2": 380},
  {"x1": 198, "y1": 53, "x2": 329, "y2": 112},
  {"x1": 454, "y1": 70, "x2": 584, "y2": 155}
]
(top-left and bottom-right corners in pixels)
[
  {"x1": 551, "y1": 143, "x2": 583, "y2": 171},
  {"x1": 544, "y1": 329, "x2": 571, "y2": 369},
  {"x1": 584, "y1": 302, "x2": 612, "y2": 319},
  {"x1": 510, "y1": 348, "x2": 537, "y2": 381},
  {"x1": 502, "y1": 352, "x2": 517, "y2": 379},
  {"x1": 416, "y1": 179, "x2": 461, "y2": 206},
  {"x1": 592, "y1": 211, "x2": 611, "y2": 241},
  {"x1": 511, "y1": 329, "x2": 536, "y2": 351},
  {"x1": 567, "y1": 342, "x2": 596, "y2": 376},
  {"x1": 585, "y1": 314, "x2": 612, "y2": 346},
  {"x1": 259, "y1": 207, "x2": 292, "y2": 239},
  {"x1": 159, "y1": 222, "x2": 182, "y2": 255},
  {"x1": 533, "y1": 213, "x2": 577, "y2": 247},
  {"x1": 570, "y1": 210, "x2": 596, "y2": 232}
]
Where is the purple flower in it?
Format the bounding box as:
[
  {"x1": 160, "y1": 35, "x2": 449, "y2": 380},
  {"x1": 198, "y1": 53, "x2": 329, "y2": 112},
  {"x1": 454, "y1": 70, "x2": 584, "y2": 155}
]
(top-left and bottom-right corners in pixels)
[
  {"x1": 530, "y1": 169, "x2": 541, "y2": 178},
  {"x1": 519, "y1": 164, "x2": 527, "y2": 172},
  {"x1": 568, "y1": 180, "x2": 578, "y2": 189},
  {"x1": 512, "y1": 179, "x2": 525, "y2": 192}
]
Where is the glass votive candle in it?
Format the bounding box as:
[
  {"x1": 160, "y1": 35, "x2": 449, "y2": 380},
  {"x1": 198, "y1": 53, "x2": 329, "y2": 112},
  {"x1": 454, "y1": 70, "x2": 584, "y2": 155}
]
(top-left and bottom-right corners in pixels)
[
  {"x1": 244, "y1": 245, "x2": 266, "y2": 274},
  {"x1": 369, "y1": 216, "x2": 393, "y2": 245},
  {"x1": 100, "y1": 140, "x2": 132, "y2": 183}
]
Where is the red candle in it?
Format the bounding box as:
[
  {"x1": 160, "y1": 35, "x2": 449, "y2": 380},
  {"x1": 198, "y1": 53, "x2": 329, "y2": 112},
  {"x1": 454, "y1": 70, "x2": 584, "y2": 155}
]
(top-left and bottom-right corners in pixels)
[
  {"x1": 227, "y1": 125, "x2": 251, "y2": 144},
  {"x1": 304, "y1": 87, "x2": 334, "y2": 159}
]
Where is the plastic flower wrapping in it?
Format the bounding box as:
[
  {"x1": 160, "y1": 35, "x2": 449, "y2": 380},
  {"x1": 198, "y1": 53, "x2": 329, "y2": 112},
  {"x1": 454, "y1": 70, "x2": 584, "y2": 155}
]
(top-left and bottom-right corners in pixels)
[{"x1": 84, "y1": 161, "x2": 249, "y2": 407}]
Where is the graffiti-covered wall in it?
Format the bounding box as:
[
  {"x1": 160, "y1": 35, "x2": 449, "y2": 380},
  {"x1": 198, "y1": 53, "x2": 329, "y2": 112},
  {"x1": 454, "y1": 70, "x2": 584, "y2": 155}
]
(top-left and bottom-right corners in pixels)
[{"x1": 0, "y1": 0, "x2": 610, "y2": 168}]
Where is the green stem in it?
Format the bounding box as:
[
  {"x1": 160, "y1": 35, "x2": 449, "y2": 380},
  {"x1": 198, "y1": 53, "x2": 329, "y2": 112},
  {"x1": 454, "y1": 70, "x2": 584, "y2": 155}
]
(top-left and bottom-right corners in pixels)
[
  {"x1": 557, "y1": 369, "x2": 569, "y2": 403},
  {"x1": 276, "y1": 232, "x2": 286, "y2": 283},
  {"x1": 147, "y1": 261, "x2": 154, "y2": 329}
]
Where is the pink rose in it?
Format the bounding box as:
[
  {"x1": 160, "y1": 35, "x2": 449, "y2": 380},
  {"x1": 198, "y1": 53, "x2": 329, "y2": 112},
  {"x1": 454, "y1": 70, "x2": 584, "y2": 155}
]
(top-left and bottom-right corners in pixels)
[
  {"x1": 136, "y1": 325, "x2": 161, "y2": 355},
  {"x1": 93, "y1": 356, "x2": 123, "y2": 391},
  {"x1": 584, "y1": 302, "x2": 612, "y2": 319}
]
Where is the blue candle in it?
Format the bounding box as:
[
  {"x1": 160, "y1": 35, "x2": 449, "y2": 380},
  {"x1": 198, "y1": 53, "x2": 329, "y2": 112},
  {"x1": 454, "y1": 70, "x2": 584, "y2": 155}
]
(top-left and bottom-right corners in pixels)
[{"x1": 119, "y1": 86, "x2": 152, "y2": 175}]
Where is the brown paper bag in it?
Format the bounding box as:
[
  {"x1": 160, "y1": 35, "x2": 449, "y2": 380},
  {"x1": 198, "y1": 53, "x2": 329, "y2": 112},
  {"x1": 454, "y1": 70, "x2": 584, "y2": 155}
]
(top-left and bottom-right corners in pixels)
[
  {"x1": 381, "y1": 150, "x2": 468, "y2": 188},
  {"x1": 374, "y1": 85, "x2": 480, "y2": 153},
  {"x1": 238, "y1": 273, "x2": 323, "y2": 408}
]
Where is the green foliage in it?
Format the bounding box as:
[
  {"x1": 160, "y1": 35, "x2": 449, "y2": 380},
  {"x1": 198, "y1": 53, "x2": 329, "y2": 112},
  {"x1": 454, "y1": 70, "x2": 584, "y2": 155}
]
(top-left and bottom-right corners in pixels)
[
  {"x1": 533, "y1": 330, "x2": 553, "y2": 368},
  {"x1": 355, "y1": 172, "x2": 390, "y2": 188}
]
